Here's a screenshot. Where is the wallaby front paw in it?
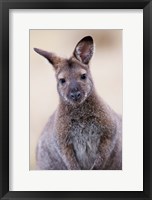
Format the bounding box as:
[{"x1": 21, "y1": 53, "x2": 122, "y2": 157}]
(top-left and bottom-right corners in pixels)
[
  {"x1": 67, "y1": 163, "x2": 81, "y2": 170},
  {"x1": 91, "y1": 156, "x2": 103, "y2": 170}
]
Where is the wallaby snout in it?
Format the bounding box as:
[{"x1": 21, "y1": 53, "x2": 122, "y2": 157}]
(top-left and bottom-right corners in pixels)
[
  {"x1": 70, "y1": 91, "x2": 81, "y2": 101},
  {"x1": 68, "y1": 82, "x2": 81, "y2": 101}
]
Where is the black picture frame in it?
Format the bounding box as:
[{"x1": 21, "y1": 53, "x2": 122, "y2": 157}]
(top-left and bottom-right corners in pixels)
[{"x1": 0, "y1": 0, "x2": 152, "y2": 199}]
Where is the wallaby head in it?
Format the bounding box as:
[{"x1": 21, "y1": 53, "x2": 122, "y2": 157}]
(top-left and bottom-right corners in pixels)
[{"x1": 34, "y1": 36, "x2": 94, "y2": 105}]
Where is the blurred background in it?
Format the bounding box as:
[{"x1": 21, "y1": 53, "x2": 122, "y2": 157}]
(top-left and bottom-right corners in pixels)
[{"x1": 30, "y1": 30, "x2": 122, "y2": 170}]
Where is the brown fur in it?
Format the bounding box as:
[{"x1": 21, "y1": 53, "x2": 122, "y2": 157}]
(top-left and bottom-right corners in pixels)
[{"x1": 34, "y1": 36, "x2": 122, "y2": 170}]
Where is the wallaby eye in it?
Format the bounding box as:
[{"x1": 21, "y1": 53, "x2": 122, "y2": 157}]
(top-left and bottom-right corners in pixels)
[
  {"x1": 59, "y1": 78, "x2": 66, "y2": 84},
  {"x1": 81, "y1": 74, "x2": 87, "y2": 80}
]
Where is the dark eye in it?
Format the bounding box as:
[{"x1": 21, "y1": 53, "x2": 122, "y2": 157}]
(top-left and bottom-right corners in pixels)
[
  {"x1": 59, "y1": 78, "x2": 66, "y2": 84},
  {"x1": 81, "y1": 74, "x2": 87, "y2": 80}
]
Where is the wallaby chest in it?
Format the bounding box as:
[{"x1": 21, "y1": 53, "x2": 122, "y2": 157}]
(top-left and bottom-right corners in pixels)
[{"x1": 69, "y1": 118, "x2": 102, "y2": 169}]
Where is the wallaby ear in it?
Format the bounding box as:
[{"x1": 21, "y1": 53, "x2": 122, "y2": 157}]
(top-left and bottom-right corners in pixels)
[
  {"x1": 73, "y1": 36, "x2": 94, "y2": 64},
  {"x1": 34, "y1": 48, "x2": 61, "y2": 68}
]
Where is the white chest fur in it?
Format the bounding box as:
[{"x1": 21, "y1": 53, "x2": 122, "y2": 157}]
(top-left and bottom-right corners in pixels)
[{"x1": 69, "y1": 119, "x2": 103, "y2": 169}]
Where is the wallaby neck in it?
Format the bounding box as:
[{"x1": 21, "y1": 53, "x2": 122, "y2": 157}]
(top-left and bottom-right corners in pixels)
[
  {"x1": 58, "y1": 89, "x2": 105, "y2": 119},
  {"x1": 57, "y1": 88, "x2": 117, "y2": 137}
]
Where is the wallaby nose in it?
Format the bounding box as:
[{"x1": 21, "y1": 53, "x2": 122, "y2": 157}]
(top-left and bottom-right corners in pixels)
[{"x1": 70, "y1": 91, "x2": 81, "y2": 101}]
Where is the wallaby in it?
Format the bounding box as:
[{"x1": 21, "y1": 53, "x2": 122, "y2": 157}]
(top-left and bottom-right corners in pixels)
[{"x1": 34, "y1": 36, "x2": 122, "y2": 170}]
